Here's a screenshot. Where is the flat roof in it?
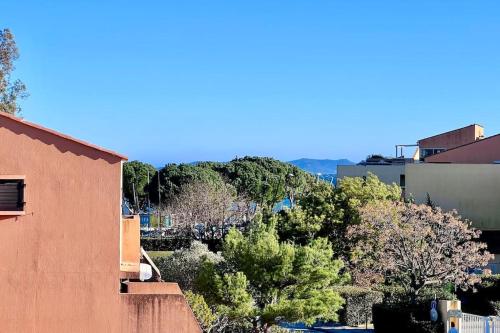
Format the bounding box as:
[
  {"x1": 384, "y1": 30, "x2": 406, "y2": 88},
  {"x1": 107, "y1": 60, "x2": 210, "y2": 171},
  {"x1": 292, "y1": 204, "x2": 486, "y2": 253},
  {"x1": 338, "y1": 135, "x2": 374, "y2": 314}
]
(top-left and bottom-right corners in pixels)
[{"x1": 0, "y1": 112, "x2": 127, "y2": 161}]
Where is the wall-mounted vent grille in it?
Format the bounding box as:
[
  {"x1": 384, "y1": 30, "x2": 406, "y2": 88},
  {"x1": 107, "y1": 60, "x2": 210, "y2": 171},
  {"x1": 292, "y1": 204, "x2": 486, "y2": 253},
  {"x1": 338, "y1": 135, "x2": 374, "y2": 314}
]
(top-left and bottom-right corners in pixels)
[{"x1": 0, "y1": 179, "x2": 25, "y2": 211}]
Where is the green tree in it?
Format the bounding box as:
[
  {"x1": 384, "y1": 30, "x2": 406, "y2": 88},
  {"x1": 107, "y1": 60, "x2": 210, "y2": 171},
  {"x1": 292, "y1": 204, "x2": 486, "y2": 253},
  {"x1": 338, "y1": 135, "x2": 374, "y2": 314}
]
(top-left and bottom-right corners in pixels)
[
  {"x1": 149, "y1": 163, "x2": 225, "y2": 205},
  {"x1": 277, "y1": 180, "x2": 342, "y2": 245},
  {"x1": 276, "y1": 173, "x2": 401, "y2": 259},
  {"x1": 276, "y1": 181, "x2": 341, "y2": 245},
  {"x1": 184, "y1": 291, "x2": 218, "y2": 332},
  {"x1": 211, "y1": 157, "x2": 314, "y2": 210},
  {"x1": 0, "y1": 28, "x2": 28, "y2": 115},
  {"x1": 335, "y1": 172, "x2": 401, "y2": 225},
  {"x1": 147, "y1": 157, "x2": 314, "y2": 213},
  {"x1": 196, "y1": 219, "x2": 347, "y2": 333},
  {"x1": 122, "y1": 160, "x2": 157, "y2": 211}
]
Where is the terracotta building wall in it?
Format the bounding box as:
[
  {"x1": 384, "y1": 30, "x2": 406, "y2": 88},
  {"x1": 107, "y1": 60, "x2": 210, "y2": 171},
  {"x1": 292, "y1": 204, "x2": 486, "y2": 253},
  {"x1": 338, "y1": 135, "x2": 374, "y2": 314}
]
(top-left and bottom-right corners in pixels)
[
  {"x1": 425, "y1": 134, "x2": 500, "y2": 164},
  {"x1": 0, "y1": 114, "x2": 200, "y2": 333},
  {"x1": 418, "y1": 124, "x2": 484, "y2": 150}
]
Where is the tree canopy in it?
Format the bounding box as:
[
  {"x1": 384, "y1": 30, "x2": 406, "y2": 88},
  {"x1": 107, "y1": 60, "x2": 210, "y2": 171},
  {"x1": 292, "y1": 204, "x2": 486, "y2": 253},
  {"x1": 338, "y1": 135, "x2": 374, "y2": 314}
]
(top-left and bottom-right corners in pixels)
[
  {"x1": 144, "y1": 157, "x2": 315, "y2": 211},
  {"x1": 122, "y1": 160, "x2": 157, "y2": 211},
  {"x1": 276, "y1": 173, "x2": 402, "y2": 258},
  {"x1": 206, "y1": 157, "x2": 314, "y2": 209},
  {"x1": 347, "y1": 201, "x2": 492, "y2": 302},
  {"x1": 147, "y1": 163, "x2": 225, "y2": 206},
  {"x1": 0, "y1": 28, "x2": 27, "y2": 115},
  {"x1": 195, "y1": 219, "x2": 347, "y2": 332}
]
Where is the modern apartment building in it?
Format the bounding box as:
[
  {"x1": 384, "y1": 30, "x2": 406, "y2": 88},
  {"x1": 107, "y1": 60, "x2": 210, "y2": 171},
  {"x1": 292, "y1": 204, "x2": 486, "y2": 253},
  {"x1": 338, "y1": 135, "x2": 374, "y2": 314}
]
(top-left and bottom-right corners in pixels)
[{"x1": 337, "y1": 124, "x2": 500, "y2": 260}]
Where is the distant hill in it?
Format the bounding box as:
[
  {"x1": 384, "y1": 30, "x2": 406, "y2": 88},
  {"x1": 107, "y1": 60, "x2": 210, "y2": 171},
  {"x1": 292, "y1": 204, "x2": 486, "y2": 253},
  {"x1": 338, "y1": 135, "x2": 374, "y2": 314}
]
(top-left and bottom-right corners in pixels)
[{"x1": 288, "y1": 158, "x2": 355, "y2": 175}]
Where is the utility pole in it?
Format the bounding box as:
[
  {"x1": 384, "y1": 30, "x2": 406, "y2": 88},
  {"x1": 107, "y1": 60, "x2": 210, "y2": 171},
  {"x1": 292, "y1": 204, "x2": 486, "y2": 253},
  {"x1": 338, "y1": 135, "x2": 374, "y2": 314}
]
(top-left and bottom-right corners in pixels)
[
  {"x1": 147, "y1": 169, "x2": 150, "y2": 211},
  {"x1": 132, "y1": 182, "x2": 138, "y2": 213},
  {"x1": 157, "y1": 171, "x2": 161, "y2": 237}
]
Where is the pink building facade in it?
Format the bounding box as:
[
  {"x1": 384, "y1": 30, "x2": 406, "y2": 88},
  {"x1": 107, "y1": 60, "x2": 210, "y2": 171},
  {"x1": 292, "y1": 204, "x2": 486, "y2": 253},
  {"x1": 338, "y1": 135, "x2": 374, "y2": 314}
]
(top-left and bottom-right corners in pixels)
[{"x1": 0, "y1": 112, "x2": 200, "y2": 333}]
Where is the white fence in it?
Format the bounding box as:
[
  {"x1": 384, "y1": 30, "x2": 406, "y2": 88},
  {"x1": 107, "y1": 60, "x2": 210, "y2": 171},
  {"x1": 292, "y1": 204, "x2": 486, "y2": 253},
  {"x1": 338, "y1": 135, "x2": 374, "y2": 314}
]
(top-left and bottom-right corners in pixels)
[
  {"x1": 461, "y1": 314, "x2": 500, "y2": 333},
  {"x1": 491, "y1": 317, "x2": 500, "y2": 333},
  {"x1": 462, "y1": 313, "x2": 488, "y2": 333}
]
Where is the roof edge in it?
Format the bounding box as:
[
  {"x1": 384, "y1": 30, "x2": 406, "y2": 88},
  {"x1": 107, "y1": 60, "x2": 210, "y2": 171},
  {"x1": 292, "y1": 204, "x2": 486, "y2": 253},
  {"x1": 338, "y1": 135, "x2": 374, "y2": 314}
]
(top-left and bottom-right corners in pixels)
[
  {"x1": 0, "y1": 112, "x2": 128, "y2": 161},
  {"x1": 425, "y1": 133, "x2": 500, "y2": 161},
  {"x1": 418, "y1": 124, "x2": 484, "y2": 143}
]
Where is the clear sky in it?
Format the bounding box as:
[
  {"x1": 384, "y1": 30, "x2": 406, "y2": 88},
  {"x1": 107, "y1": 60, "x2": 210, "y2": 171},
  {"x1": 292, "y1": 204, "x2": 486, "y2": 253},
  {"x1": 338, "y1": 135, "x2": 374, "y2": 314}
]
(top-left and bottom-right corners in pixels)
[{"x1": 2, "y1": 1, "x2": 500, "y2": 165}]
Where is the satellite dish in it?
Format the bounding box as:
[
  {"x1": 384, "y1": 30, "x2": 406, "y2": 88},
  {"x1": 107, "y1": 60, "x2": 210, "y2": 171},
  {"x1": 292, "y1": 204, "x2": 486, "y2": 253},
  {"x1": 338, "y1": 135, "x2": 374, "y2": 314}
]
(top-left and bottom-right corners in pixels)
[{"x1": 139, "y1": 263, "x2": 153, "y2": 281}]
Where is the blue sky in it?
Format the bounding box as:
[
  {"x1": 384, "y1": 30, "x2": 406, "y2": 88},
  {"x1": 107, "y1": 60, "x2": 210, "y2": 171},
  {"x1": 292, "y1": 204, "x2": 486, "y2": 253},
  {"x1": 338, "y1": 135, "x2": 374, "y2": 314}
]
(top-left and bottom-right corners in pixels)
[{"x1": 2, "y1": 1, "x2": 500, "y2": 165}]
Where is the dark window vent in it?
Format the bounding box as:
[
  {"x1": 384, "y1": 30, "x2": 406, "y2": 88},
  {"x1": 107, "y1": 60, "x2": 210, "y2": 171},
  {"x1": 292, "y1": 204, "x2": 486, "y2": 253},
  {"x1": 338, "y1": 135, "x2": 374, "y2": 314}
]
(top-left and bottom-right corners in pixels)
[{"x1": 0, "y1": 179, "x2": 25, "y2": 211}]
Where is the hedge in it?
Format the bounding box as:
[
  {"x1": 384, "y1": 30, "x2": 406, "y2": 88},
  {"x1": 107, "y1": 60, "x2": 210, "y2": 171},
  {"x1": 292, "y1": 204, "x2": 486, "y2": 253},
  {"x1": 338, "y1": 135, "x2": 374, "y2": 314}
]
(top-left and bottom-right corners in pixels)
[
  {"x1": 459, "y1": 275, "x2": 500, "y2": 316},
  {"x1": 140, "y1": 237, "x2": 224, "y2": 252},
  {"x1": 374, "y1": 284, "x2": 456, "y2": 305},
  {"x1": 335, "y1": 286, "x2": 383, "y2": 327},
  {"x1": 372, "y1": 303, "x2": 443, "y2": 333},
  {"x1": 140, "y1": 237, "x2": 192, "y2": 251}
]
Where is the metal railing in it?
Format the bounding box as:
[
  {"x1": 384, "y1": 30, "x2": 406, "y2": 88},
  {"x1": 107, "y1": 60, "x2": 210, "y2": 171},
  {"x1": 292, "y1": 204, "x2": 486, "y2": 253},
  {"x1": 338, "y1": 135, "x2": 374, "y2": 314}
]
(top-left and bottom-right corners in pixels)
[
  {"x1": 460, "y1": 313, "x2": 500, "y2": 333},
  {"x1": 491, "y1": 317, "x2": 500, "y2": 333},
  {"x1": 462, "y1": 313, "x2": 488, "y2": 333}
]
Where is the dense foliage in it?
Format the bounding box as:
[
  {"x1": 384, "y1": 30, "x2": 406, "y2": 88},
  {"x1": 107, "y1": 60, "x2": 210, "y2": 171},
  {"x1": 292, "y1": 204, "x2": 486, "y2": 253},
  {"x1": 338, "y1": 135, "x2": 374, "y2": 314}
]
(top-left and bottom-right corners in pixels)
[
  {"x1": 140, "y1": 237, "x2": 192, "y2": 251},
  {"x1": 334, "y1": 286, "x2": 383, "y2": 327},
  {"x1": 185, "y1": 291, "x2": 218, "y2": 332},
  {"x1": 276, "y1": 173, "x2": 402, "y2": 258},
  {"x1": 141, "y1": 157, "x2": 315, "y2": 210},
  {"x1": 348, "y1": 201, "x2": 492, "y2": 302},
  {"x1": 459, "y1": 275, "x2": 500, "y2": 316},
  {"x1": 154, "y1": 241, "x2": 223, "y2": 291},
  {"x1": 194, "y1": 219, "x2": 347, "y2": 333},
  {"x1": 133, "y1": 164, "x2": 491, "y2": 331},
  {"x1": 372, "y1": 303, "x2": 443, "y2": 333},
  {"x1": 0, "y1": 28, "x2": 27, "y2": 115},
  {"x1": 207, "y1": 157, "x2": 313, "y2": 209},
  {"x1": 149, "y1": 163, "x2": 225, "y2": 205},
  {"x1": 123, "y1": 160, "x2": 157, "y2": 211}
]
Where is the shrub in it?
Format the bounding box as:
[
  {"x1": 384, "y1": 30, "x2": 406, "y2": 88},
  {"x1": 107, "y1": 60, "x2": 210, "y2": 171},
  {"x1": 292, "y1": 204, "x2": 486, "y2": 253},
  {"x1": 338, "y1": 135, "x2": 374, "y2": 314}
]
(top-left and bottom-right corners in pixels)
[
  {"x1": 409, "y1": 316, "x2": 444, "y2": 333},
  {"x1": 140, "y1": 237, "x2": 192, "y2": 251},
  {"x1": 490, "y1": 300, "x2": 500, "y2": 316},
  {"x1": 372, "y1": 303, "x2": 443, "y2": 333},
  {"x1": 335, "y1": 286, "x2": 383, "y2": 326},
  {"x1": 374, "y1": 285, "x2": 406, "y2": 305},
  {"x1": 459, "y1": 275, "x2": 500, "y2": 316},
  {"x1": 185, "y1": 291, "x2": 217, "y2": 332},
  {"x1": 153, "y1": 241, "x2": 223, "y2": 290},
  {"x1": 375, "y1": 284, "x2": 456, "y2": 305}
]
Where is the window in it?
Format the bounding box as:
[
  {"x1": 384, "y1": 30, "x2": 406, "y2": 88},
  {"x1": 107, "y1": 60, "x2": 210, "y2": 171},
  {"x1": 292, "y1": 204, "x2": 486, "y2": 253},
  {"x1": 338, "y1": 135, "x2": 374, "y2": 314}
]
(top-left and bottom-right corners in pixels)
[
  {"x1": 399, "y1": 174, "x2": 406, "y2": 187},
  {"x1": 420, "y1": 148, "x2": 446, "y2": 161},
  {"x1": 0, "y1": 176, "x2": 25, "y2": 214}
]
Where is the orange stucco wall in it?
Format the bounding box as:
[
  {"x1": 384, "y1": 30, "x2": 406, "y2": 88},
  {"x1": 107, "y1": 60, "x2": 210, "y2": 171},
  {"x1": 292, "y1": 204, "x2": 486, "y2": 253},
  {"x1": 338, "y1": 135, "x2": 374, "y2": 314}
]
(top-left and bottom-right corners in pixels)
[
  {"x1": 426, "y1": 134, "x2": 500, "y2": 164},
  {"x1": 418, "y1": 124, "x2": 483, "y2": 150},
  {"x1": 0, "y1": 115, "x2": 200, "y2": 333}
]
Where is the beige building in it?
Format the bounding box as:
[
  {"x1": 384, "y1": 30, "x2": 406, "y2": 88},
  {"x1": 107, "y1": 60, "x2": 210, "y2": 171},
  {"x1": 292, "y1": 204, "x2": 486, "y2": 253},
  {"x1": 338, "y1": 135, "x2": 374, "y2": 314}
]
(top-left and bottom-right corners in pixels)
[
  {"x1": 337, "y1": 125, "x2": 500, "y2": 264},
  {"x1": 338, "y1": 163, "x2": 500, "y2": 231}
]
